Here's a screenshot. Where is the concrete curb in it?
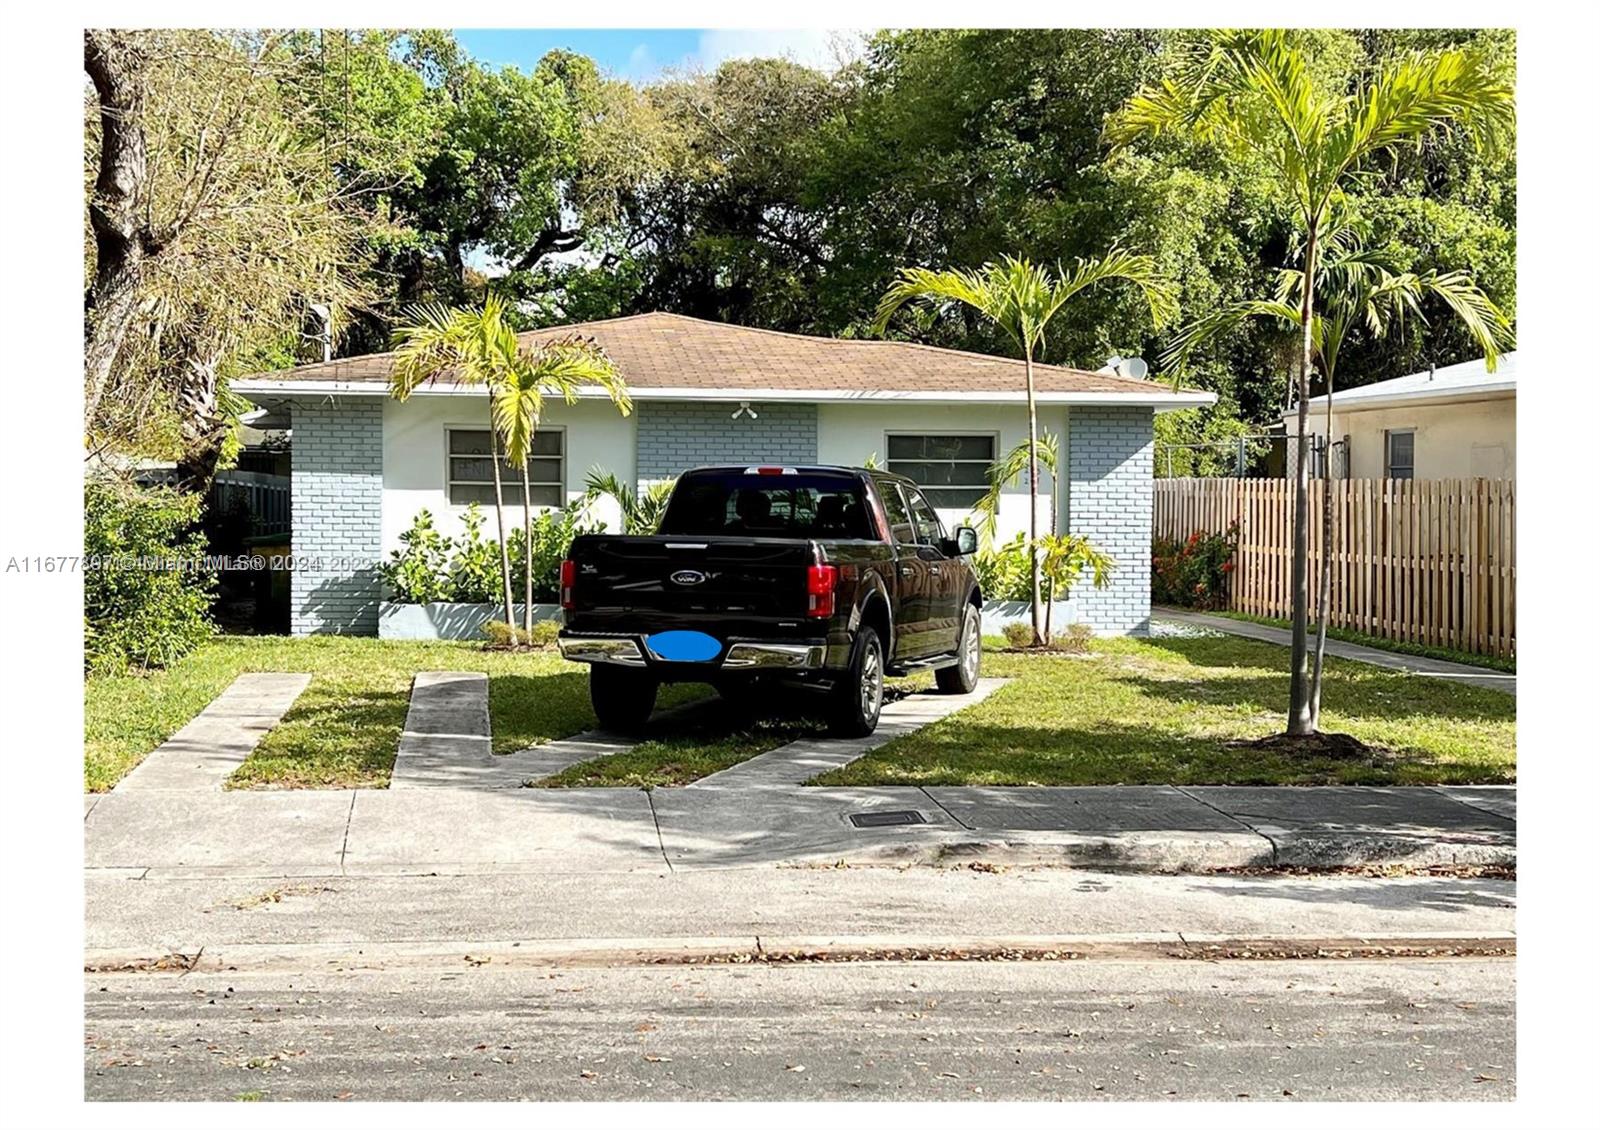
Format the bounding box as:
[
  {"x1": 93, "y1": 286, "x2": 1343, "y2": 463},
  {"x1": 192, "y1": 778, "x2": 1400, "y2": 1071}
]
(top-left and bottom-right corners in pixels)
[{"x1": 83, "y1": 930, "x2": 1518, "y2": 975}]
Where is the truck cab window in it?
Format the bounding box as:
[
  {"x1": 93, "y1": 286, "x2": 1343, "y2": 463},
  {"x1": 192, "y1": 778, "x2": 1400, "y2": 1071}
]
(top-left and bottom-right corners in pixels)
[{"x1": 904, "y1": 488, "x2": 946, "y2": 546}]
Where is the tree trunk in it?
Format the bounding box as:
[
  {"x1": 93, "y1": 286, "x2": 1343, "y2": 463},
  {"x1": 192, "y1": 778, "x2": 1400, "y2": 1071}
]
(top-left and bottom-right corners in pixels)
[
  {"x1": 521, "y1": 460, "x2": 535, "y2": 636},
  {"x1": 1024, "y1": 350, "x2": 1043, "y2": 647},
  {"x1": 83, "y1": 30, "x2": 151, "y2": 431},
  {"x1": 1043, "y1": 440, "x2": 1059, "y2": 644},
  {"x1": 1286, "y1": 225, "x2": 1320, "y2": 736},
  {"x1": 173, "y1": 344, "x2": 231, "y2": 495},
  {"x1": 1310, "y1": 373, "x2": 1337, "y2": 727},
  {"x1": 487, "y1": 411, "x2": 516, "y2": 626}
]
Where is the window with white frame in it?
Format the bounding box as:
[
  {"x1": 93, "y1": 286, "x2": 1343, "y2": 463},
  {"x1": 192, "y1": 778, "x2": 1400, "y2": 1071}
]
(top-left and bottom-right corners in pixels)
[
  {"x1": 446, "y1": 428, "x2": 565, "y2": 507},
  {"x1": 885, "y1": 433, "x2": 996, "y2": 508},
  {"x1": 1385, "y1": 429, "x2": 1415, "y2": 480}
]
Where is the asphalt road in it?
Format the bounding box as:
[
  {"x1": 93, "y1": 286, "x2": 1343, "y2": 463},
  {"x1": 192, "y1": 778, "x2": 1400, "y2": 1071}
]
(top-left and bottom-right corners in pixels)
[{"x1": 84, "y1": 956, "x2": 1514, "y2": 1101}]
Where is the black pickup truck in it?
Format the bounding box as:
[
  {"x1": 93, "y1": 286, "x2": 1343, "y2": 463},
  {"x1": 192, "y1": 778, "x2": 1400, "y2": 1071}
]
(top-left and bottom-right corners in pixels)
[{"x1": 557, "y1": 465, "x2": 984, "y2": 736}]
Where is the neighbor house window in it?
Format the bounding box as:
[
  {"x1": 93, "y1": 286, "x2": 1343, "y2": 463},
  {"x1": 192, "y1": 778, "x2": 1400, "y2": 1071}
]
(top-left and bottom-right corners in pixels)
[
  {"x1": 1385, "y1": 429, "x2": 1415, "y2": 480},
  {"x1": 885, "y1": 433, "x2": 996, "y2": 509},
  {"x1": 447, "y1": 428, "x2": 565, "y2": 507}
]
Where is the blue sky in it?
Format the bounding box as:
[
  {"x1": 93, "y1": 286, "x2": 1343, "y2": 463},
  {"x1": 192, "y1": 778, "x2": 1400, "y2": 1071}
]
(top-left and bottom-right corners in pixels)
[{"x1": 452, "y1": 28, "x2": 853, "y2": 81}]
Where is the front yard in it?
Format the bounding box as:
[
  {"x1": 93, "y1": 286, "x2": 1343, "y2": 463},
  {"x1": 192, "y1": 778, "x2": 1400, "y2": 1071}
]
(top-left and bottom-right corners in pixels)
[{"x1": 85, "y1": 632, "x2": 1515, "y2": 792}]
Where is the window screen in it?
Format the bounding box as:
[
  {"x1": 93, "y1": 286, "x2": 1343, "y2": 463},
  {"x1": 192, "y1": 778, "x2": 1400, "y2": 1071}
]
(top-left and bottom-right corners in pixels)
[
  {"x1": 886, "y1": 434, "x2": 995, "y2": 508},
  {"x1": 1385, "y1": 430, "x2": 1415, "y2": 481},
  {"x1": 447, "y1": 428, "x2": 564, "y2": 507}
]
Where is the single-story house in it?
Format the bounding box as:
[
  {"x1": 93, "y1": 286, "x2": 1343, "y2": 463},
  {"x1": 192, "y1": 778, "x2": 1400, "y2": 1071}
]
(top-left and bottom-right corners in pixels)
[
  {"x1": 1285, "y1": 352, "x2": 1516, "y2": 481},
  {"x1": 232, "y1": 312, "x2": 1214, "y2": 637}
]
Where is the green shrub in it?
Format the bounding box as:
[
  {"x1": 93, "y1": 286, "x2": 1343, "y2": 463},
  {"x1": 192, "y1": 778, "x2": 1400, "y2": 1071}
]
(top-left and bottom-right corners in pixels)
[
  {"x1": 1152, "y1": 523, "x2": 1238, "y2": 610},
  {"x1": 1002, "y1": 621, "x2": 1034, "y2": 649},
  {"x1": 973, "y1": 534, "x2": 1033, "y2": 602},
  {"x1": 379, "y1": 509, "x2": 452, "y2": 604},
  {"x1": 481, "y1": 617, "x2": 561, "y2": 649},
  {"x1": 1057, "y1": 621, "x2": 1095, "y2": 654},
  {"x1": 447, "y1": 504, "x2": 501, "y2": 604},
  {"x1": 84, "y1": 479, "x2": 215, "y2": 674}
]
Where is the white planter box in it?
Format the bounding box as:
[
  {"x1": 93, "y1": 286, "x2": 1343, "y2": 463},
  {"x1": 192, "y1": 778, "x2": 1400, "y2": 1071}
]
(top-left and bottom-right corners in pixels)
[
  {"x1": 979, "y1": 599, "x2": 1082, "y2": 635},
  {"x1": 378, "y1": 601, "x2": 562, "y2": 640}
]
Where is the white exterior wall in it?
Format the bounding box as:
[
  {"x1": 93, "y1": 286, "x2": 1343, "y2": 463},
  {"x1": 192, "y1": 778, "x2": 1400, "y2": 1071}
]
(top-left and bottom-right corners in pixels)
[
  {"x1": 381, "y1": 397, "x2": 637, "y2": 553},
  {"x1": 815, "y1": 402, "x2": 1065, "y2": 542},
  {"x1": 1299, "y1": 395, "x2": 1515, "y2": 480}
]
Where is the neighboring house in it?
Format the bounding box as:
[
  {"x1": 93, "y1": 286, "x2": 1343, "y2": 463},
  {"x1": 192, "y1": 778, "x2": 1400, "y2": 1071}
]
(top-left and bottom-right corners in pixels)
[
  {"x1": 232, "y1": 312, "x2": 1213, "y2": 637},
  {"x1": 1283, "y1": 353, "x2": 1516, "y2": 481}
]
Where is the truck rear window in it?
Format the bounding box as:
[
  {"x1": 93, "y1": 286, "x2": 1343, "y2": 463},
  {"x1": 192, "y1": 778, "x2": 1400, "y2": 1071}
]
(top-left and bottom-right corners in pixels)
[{"x1": 659, "y1": 473, "x2": 876, "y2": 539}]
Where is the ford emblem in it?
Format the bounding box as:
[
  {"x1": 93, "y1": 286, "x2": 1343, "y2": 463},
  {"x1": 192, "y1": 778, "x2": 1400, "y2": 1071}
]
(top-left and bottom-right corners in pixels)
[{"x1": 670, "y1": 569, "x2": 707, "y2": 586}]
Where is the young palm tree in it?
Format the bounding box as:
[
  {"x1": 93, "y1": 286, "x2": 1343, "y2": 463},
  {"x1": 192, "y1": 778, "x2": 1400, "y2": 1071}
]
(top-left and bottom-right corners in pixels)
[
  {"x1": 874, "y1": 253, "x2": 1177, "y2": 645},
  {"x1": 494, "y1": 339, "x2": 632, "y2": 631},
  {"x1": 391, "y1": 294, "x2": 521, "y2": 625},
  {"x1": 391, "y1": 296, "x2": 632, "y2": 632},
  {"x1": 582, "y1": 470, "x2": 674, "y2": 535},
  {"x1": 1107, "y1": 29, "x2": 1514, "y2": 735}
]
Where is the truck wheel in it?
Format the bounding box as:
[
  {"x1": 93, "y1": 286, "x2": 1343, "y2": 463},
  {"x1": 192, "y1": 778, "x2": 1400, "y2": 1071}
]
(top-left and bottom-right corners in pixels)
[
  {"x1": 828, "y1": 626, "x2": 884, "y2": 737},
  {"x1": 589, "y1": 664, "x2": 658, "y2": 733},
  {"x1": 936, "y1": 604, "x2": 982, "y2": 694}
]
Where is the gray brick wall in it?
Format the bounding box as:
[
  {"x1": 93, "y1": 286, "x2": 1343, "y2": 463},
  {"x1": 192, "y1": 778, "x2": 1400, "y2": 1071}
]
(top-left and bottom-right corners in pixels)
[
  {"x1": 1067, "y1": 406, "x2": 1154, "y2": 634},
  {"x1": 636, "y1": 401, "x2": 818, "y2": 479},
  {"x1": 288, "y1": 398, "x2": 383, "y2": 636}
]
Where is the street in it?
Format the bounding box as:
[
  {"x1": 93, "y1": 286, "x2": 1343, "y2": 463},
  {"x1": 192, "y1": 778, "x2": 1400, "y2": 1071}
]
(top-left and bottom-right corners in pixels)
[{"x1": 85, "y1": 954, "x2": 1514, "y2": 1101}]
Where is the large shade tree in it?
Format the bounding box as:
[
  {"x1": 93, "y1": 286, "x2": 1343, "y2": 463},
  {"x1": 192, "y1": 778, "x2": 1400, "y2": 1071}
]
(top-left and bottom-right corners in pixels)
[
  {"x1": 1106, "y1": 28, "x2": 1514, "y2": 736},
  {"x1": 874, "y1": 252, "x2": 1176, "y2": 645}
]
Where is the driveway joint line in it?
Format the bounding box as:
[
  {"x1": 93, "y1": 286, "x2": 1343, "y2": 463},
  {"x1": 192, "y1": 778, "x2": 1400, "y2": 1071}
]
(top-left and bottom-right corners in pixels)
[
  {"x1": 1425, "y1": 786, "x2": 1517, "y2": 827},
  {"x1": 645, "y1": 788, "x2": 675, "y2": 873},
  {"x1": 1172, "y1": 786, "x2": 1280, "y2": 861},
  {"x1": 917, "y1": 786, "x2": 972, "y2": 831},
  {"x1": 338, "y1": 791, "x2": 357, "y2": 874}
]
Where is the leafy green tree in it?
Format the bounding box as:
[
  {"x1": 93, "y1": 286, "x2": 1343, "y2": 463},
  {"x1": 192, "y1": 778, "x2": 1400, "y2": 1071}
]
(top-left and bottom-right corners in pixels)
[
  {"x1": 1108, "y1": 28, "x2": 1514, "y2": 736},
  {"x1": 874, "y1": 252, "x2": 1176, "y2": 645}
]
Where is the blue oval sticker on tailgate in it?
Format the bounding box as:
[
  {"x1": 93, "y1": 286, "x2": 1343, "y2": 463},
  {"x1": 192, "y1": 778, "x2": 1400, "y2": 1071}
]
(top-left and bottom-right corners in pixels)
[{"x1": 647, "y1": 630, "x2": 722, "y2": 662}]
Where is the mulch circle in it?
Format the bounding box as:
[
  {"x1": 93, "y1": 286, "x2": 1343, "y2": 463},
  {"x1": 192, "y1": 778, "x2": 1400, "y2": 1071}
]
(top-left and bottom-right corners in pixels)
[{"x1": 1227, "y1": 731, "x2": 1379, "y2": 760}]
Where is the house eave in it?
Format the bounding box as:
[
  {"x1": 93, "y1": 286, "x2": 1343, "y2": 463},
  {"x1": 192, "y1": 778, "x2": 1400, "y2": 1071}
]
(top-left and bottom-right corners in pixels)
[
  {"x1": 232, "y1": 378, "x2": 1216, "y2": 411},
  {"x1": 1280, "y1": 381, "x2": 1516, "y2": 418}
]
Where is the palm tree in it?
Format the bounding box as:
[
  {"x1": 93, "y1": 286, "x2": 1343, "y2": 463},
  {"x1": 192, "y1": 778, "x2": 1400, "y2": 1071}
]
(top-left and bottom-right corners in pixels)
[
  {"x1": 1108, "y1": 29, "x2": 1514, "y2": 735},
  {"x1": 874, "y1": 253, "x2": 1176, "y2": 645},
  {"x1": 1169, "y1": 219, "x2": 1512, "y2": 724},
  {"x1": 582, "y1": 470, "x2": 675, "y2": 535},
  {"x1": 391, "y1": 296, "x2": 632, "y2": 633},
  {"x1": 494, "y1": 338, "x2": 632, "y2": 632},
  {"x1": 391, "y1": 294, "x2": 522, "y2": 625}
]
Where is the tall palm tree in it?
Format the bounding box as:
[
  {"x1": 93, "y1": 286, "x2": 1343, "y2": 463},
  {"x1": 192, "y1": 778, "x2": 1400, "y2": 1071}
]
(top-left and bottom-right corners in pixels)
[
  {"x1": 1107, "y1": 29, "x2": 1514, "y2": 735},
  {"x1": 874, "y1": 253, "x2": 1176, "y2": 645},
  {"x1": 1166, "y1": 219, "x2": 1512, "y2": 725},
  {"x1": 495, "y1": 339, "x2": 632, "y2": 631},
  {"x1": 391, "y1": 296, "x2": 632, "y2": 633}
]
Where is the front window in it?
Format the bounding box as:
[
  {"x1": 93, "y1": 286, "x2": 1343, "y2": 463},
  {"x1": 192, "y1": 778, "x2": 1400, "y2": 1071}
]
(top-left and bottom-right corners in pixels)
[
  {"x1": 902, "y1": 487, "x2": 946, "y2": 546},
  {"x1": 447, "y1": 428, "x2": 564, "y2": 506},
  {"x1": 886, "y1": 433, "x2": 996, "y2": 508},
  {"x1": 1385, "y1": 430, "x2": 1415, "y2": 481}
]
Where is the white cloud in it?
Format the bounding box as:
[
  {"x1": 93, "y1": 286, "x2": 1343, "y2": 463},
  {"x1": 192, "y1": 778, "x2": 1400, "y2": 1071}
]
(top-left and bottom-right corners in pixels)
[{"x1": 694, "y1": 28, "x2": 866, "y2": 73}]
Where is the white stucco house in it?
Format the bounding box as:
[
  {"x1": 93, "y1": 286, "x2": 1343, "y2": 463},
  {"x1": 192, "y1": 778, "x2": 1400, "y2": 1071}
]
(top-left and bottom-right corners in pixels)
[
  {"x1": 1286, "y1": 352, "x2": 1516, "y2": 481},
  {"x1": 232, "y1": 312, "x2": 1213, "y2": 637}
]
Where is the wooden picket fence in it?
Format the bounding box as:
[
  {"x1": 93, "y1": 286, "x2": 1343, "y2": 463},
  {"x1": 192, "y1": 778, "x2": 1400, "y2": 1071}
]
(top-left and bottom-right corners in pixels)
[{"x1": 1153, "y1": 478, "x2": 1516, "y2": 659}]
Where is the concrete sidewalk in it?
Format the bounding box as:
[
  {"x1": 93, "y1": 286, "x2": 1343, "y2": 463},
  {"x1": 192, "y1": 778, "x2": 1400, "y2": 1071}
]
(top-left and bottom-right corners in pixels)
[
  {"x1": 84, "y1": 782, "x2": 1515, "y2": 878},
  {"x1": 1154, "y1": 608, "x2": 1515, "y2": 694}
]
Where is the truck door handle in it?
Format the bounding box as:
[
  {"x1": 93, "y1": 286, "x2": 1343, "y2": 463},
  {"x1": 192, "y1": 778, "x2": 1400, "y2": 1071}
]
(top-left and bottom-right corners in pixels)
[
  {"x1": 930, "y1": 566, "x2": 942, "y2": 576},
  {"x1": 899, "y1": 566, "x2": 914, "y2": 577}
]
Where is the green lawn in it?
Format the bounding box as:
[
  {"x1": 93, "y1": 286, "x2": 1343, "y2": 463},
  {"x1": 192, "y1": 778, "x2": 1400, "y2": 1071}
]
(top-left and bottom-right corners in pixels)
[
  {"x1": 814, "y1": 635, "x2": 1515, "y2": 787},
  {"x1": 84, "y1": 635, "x2": 696, "y2": 791},
  {"x1": 1209, "y1": 609, "x2": 1516, "y2": 673}
]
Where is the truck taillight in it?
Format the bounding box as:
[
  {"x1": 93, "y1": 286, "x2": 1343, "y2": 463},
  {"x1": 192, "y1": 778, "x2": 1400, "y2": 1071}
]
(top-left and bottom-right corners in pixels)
[
  {"x1": 560, "y1": 559, "x2": 577, "y2": 610},
  {"x1": 806, "y1": 564, "x2": 838, "y2": 618}
]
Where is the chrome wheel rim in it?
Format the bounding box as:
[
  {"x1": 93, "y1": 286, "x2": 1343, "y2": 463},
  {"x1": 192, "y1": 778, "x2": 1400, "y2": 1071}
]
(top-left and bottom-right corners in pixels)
[
  {"x1": 860, "y1": 641, "x2": 883, "y2": 720},
  {"x1": 961, "y1": 610, "x2": 980, "y2": 680}
]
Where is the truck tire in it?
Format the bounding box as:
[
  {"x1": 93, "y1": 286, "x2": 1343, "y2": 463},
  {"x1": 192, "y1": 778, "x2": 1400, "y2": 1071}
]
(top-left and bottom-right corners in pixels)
[
  {"x1": 828, "y1": 626, "x2": 884, "y2": 737},
  {"x1": 935, "y1": 603, "x2": 982, "y2": 694},
  {"x1": 589, "y1": 664, "x2": 658, "y2": 733}
]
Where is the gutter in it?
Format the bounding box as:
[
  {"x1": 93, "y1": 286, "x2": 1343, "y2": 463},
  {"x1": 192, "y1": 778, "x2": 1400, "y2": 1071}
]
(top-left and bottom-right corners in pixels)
[{"x1": 231, "y1": 379, "x2": 1217, "y2": 411}]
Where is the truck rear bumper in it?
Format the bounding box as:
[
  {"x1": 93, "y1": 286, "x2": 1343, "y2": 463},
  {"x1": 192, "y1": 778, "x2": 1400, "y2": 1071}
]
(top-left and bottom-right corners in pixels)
[{"x1": 557, "y1": 633, "x2": 828, "y2": 672}]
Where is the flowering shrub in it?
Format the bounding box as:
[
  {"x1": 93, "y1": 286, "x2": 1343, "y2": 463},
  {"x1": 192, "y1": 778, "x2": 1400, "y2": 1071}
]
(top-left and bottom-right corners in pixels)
[
  {"x1": 381, "y1": 502, "x2": 593, "y2": 604},
  {"x1": 1152, "y1": 523, "x2": 1238, "y2": 610}
]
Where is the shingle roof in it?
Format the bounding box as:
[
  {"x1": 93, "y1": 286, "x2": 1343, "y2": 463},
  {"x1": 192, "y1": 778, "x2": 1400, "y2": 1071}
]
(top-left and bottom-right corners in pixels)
[{"x1": 234, "y1": 311, "x2": 1210, "y2": 404}]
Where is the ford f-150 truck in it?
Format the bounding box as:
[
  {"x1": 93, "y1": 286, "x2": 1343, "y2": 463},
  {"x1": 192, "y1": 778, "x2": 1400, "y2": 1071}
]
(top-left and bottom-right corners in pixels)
[{"x1": 557, "y1": 465, "x2": 984, "y2": 736}]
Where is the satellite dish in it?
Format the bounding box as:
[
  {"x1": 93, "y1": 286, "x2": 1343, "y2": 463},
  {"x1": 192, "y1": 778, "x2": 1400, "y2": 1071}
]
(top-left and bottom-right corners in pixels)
[{"x1": 1118, "y1": 357, "x2": 1150, "y2": 380}]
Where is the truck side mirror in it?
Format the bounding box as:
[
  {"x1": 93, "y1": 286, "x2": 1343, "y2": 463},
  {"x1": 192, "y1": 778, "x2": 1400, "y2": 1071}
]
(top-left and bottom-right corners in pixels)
[{"x1": 954, "y1": 526, "x2": 978, "y2": 556}]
